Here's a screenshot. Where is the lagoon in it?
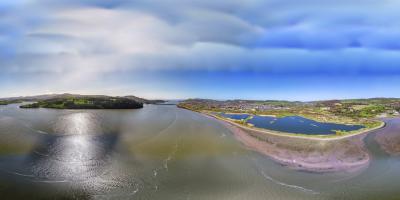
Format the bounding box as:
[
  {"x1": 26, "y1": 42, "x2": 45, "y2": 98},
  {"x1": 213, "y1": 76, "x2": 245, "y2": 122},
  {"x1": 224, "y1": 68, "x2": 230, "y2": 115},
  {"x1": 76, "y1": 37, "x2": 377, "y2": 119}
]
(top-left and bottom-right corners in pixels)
[
  {"x1": 219, "y1": 113, "x2": 251, "y2": 120},
  {"x1": 248, "y1": 115, "x2": 364, "y2": 135},
  {"x1": 219, "y1": 113, "x2": 364, "y2": 135}
]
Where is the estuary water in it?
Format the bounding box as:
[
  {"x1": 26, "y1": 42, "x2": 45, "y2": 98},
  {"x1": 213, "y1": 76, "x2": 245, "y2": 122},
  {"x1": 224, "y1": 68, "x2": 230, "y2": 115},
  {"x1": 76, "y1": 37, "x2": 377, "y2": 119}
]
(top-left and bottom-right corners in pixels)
[{"x1": 0, "y1": 103, "x2": 399, "y2": 199}]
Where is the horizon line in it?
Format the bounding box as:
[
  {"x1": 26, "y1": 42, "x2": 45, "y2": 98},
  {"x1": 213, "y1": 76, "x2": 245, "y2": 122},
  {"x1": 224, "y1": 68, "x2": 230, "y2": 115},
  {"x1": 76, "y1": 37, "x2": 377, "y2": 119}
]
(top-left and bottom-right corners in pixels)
[{"x1": 1, "y1": 93, "x2": 399, "y2": 102}]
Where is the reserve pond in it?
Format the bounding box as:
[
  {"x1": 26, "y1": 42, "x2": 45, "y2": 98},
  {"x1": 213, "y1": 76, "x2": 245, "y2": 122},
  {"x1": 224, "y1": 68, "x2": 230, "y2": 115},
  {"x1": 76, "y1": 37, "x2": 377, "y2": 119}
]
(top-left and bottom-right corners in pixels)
[{"x1": 219, "y1": 113, "x2": 364, "y2": 135}]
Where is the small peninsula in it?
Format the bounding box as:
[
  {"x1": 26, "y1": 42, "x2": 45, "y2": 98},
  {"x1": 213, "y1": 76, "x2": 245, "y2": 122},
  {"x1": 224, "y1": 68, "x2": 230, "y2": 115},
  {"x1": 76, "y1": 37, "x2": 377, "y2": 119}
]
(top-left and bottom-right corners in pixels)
[
  {"x1": 19, "y1": 94, "x2": 145, "y2": 109},
  {"x1": 178, "y1": 98, "x2": 398, "y2": 137},
  {"x1": 0, "y1": 93, "x2": 167, "y2": 109},
  {"x1": 178, "y1": 98, "x2": 399, "y2": 172}
]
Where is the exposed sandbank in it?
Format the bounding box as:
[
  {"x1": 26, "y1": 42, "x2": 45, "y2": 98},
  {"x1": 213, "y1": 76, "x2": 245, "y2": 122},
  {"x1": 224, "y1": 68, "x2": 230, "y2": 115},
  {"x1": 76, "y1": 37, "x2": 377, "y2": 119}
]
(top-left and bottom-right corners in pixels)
[
  {"x1": 375, "y1": 118, "x2": 400, "y2": 156},
  {"x1": 203, "y1": 113, "x2": 372, "y2": 173}
]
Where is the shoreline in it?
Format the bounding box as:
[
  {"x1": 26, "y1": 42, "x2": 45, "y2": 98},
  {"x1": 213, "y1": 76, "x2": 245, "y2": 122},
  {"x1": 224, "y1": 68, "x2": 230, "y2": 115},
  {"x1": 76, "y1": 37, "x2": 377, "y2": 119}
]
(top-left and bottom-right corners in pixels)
[
  {"x1": 223, "y1": 119, "x2": 370, "y2": 173},
  {"x1": 199, "y1": 112, "x2": 375, "y2": 173},
  {"x1": 204, "y1": 112, "x2": 385, "y2": 141}
]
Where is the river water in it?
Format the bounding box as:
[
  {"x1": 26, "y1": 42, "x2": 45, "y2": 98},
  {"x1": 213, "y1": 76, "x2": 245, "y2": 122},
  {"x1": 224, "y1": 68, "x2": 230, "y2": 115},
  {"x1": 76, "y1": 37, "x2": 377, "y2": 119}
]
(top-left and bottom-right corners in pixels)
[{"x1": 0, "y1": 104, "x2": 399, "y2": 199}]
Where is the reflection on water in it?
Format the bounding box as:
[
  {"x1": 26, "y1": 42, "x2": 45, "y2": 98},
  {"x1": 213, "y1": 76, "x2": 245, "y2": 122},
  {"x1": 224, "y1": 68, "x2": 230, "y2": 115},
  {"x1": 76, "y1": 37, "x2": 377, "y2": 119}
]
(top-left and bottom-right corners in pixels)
[
  {"x1": 0, "y1": 104, "x2": 400, "y2": 199},
  {"x1": 54, "y1": 113, "x2": 103, "y2": 135},
  {"x1": 25, "y1": 133, "x2": 142, "y2": 198},
  {"x1": 30, "y1": 135, "x2": 113, "y2": 182},
  {"x1": 30, "y1": 112, "x2": 114, "y2": 182},
  {"x1": 0, "y1": 109, "x2": 142, "y2": 198}
]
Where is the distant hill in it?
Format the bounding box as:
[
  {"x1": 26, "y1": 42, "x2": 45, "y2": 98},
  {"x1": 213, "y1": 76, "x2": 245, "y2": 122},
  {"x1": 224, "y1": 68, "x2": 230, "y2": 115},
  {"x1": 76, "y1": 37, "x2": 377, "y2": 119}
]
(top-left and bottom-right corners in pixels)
[{"x1": 124, "y1": 95, "x2": 165, "y2": 104}]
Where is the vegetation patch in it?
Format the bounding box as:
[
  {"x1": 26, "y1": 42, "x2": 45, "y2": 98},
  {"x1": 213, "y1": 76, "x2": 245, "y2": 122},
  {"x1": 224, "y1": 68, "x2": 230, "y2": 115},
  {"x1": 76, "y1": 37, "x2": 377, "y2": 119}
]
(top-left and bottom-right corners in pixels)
[{"x1": 0, "y1": 100, "x2": 23, "y2": 105}]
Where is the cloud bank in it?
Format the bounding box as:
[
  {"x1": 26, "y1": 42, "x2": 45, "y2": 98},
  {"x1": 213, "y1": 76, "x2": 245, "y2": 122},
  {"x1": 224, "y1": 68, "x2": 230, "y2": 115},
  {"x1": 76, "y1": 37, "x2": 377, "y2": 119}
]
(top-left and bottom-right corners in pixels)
[{"x1": 1, "y1": 0, "x2": 400, "y2": 98}]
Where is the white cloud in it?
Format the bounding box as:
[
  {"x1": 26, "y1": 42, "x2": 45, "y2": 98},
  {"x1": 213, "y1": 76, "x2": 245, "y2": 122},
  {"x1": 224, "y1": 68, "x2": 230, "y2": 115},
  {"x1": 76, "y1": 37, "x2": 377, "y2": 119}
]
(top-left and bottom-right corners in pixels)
[{"x1": 2, "y1": 0, "x2": 400, "y2": 97}]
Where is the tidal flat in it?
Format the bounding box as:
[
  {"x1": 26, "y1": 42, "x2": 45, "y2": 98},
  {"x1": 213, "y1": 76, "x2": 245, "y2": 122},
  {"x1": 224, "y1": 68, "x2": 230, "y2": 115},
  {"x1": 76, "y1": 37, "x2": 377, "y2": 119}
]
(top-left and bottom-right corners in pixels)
[
  {"x1": 217, "y1": 118, "x2": 370, "y2": 173},
  {"x1": 375, "y1": 118, "x2": 400, "y2": 155}
]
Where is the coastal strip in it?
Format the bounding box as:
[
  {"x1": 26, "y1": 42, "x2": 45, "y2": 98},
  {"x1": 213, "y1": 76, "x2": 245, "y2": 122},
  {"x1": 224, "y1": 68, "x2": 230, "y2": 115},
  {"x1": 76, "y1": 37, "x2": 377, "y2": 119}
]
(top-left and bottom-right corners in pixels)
[
  {"x1": 200, "y1": 112, "x2": 380, "y2": 173},
  {"x1": 205, "y1": 112, "x2": 385, "y2": 141}
]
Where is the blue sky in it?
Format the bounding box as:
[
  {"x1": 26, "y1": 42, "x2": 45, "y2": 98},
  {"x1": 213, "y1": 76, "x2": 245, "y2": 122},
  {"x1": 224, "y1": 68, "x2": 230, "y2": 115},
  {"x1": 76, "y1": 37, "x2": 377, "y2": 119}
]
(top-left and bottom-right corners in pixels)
[{"x1": 1, "y1": 0, "x2": 400, "y2": 100}]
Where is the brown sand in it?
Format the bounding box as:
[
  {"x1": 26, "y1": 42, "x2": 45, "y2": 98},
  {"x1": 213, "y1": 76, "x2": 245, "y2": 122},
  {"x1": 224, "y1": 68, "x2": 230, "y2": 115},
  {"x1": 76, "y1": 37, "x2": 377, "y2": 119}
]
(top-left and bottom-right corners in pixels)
[
  {"x1": 205, "y1": 114, "x2": 371, "y2": 173},
  {"x1": 375, "y1": 118, "x2": 400, "y2": 156}
]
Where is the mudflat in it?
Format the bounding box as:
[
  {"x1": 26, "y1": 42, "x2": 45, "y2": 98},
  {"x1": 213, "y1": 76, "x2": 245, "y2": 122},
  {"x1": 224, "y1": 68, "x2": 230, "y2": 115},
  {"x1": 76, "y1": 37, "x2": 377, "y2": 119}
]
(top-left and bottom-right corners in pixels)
[{"x1": 375, "y1": 118, "x2": 400, "y2": 155}]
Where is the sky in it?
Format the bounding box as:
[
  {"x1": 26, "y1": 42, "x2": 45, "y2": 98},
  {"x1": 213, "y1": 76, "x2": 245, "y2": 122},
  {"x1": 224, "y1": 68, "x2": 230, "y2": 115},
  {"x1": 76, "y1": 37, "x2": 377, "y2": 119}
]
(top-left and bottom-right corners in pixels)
[{"x1": 1, "y1": 0, "x2": 400, "y2": 100}]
